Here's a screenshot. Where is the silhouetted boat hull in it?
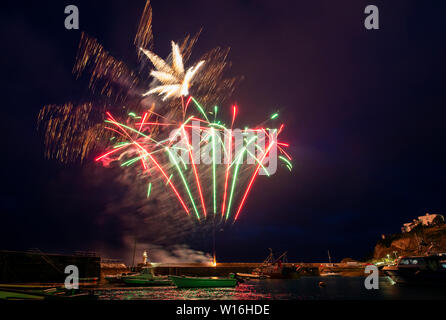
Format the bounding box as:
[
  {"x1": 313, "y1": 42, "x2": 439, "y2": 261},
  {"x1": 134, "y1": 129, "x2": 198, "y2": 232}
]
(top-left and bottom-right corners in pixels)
[{"x1": 384, "y1": 254, "x2": 446, "y2": 285}]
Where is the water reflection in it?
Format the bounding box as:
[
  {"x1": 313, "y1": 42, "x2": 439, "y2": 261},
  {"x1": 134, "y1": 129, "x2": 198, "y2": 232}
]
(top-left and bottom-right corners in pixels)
[{"x1": 96, "y1": 277, "x2": 446, "y2": 300}]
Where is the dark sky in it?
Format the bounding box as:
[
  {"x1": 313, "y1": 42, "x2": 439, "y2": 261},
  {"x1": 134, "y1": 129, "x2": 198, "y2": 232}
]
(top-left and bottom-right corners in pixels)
[{"x1": 1, "y1": 0, "x2": 446, "y2": 263}]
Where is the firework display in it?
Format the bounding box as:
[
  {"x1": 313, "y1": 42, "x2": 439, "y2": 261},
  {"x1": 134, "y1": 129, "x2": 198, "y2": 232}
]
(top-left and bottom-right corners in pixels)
[
  {"x1": 95, "y1": 96, "x2": 291, "y2": 222},
  {"x1": 37, "y1": 0, "x2": 291, "y2": 224},
  {"x1": 38, "y1": 2, "x2": 239, "y2": 164}
]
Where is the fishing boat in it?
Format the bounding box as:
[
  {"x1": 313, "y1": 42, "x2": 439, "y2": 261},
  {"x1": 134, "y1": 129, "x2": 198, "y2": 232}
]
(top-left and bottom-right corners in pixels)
[
  {"x1": 383, "y1": 253, "x2": 446, "y2": 285},
  {"x1": 252, "y1": 249, "x2": 301, "y2": 279},
  {"x1": 169, "y1": 275, "x2": 238, "y2": 288},
  {"x1": 319, "y1": 250, "x2": 342, "y2": 276}
]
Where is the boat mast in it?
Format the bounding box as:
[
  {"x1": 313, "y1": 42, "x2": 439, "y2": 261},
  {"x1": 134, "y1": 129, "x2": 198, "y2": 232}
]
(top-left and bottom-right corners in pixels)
[{"x1": 131, "y1": 237, "x2": 137, "y2": 270}]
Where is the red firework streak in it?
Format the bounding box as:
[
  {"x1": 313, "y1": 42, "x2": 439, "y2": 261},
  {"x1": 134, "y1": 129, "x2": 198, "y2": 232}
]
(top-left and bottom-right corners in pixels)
[
  {"x1": 234, "y1": 139, "x2": 277, "y2": 221},
  {"x1": 104, "y1": 113, "x2": 191, "y2": 216}
]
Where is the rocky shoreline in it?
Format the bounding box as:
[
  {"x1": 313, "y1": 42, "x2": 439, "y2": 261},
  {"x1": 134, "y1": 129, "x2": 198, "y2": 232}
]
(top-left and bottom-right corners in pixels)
[{"x1": 373, "y1": 225, "x2": 446, "y2": 259}]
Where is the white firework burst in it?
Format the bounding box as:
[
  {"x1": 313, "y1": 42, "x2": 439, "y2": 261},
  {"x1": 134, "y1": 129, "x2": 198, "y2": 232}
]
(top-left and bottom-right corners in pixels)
[{"x1": 141, "y1": 41, "x2": 205, "y2": 100}]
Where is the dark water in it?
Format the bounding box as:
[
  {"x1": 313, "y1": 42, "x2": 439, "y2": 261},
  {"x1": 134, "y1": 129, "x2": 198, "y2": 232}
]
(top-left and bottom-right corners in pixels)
[{"x1": 96, "y1": 277, "x2": 446, "y2": 300}]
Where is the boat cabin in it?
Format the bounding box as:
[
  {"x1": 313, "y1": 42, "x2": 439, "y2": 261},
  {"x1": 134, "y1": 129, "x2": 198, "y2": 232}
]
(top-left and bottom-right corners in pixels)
[{"x1": 396, "y1": 254, "x2": 446, "y2": 271}]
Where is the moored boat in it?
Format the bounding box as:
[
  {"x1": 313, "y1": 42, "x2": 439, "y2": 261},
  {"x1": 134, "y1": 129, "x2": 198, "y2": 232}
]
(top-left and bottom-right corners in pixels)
[
  {"x1": 252, "y1": 250, "x2": 301, "y2": 279},
  {"x1": 0, "y1": 289, "x2": 45, "y2": 300},
  {"x1": 169, "y1": 275, "x2": 238, "y2": 288},
  {"x1": 0, "y1": 286, "x2": 97, "y2": 300},
  {"x1": 383, "y1": 254, "x2": 446, "y2": 285}
]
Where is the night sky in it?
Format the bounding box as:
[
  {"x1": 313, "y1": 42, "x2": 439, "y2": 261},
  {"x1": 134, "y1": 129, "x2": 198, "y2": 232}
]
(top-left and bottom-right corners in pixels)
[{"x1": 2, "y1": 0, "x2": 446, "y2": 263}]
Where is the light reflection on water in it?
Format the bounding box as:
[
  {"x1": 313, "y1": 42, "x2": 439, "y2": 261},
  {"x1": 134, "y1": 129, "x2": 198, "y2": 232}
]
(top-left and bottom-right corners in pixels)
[{"x1": 96, "y1": 277, "x2": 446, "y2": 300}]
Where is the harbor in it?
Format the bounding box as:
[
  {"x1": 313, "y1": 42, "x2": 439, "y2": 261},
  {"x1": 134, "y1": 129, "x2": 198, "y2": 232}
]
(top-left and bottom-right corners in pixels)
[
  {"x1": 0, "y1": 248, "x2": 367, "y2": 300},
  {"x1": 2, "y1": 246, "x2": 446, "y2": 300},
  {"x1": 0, "y1": 249, "x2": 364, "y2": 283}
]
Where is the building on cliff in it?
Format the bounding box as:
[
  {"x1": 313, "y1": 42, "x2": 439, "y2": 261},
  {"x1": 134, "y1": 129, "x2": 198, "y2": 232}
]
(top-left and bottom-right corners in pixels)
[{"x1": 402, "y1": 213, "x2": 445, "y2": 233}]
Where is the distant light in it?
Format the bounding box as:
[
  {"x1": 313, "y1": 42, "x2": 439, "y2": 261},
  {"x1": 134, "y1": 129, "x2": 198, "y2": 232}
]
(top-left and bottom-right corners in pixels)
[{"x1": 271, "y1": 113, "x2": 279, "y2": 120}]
